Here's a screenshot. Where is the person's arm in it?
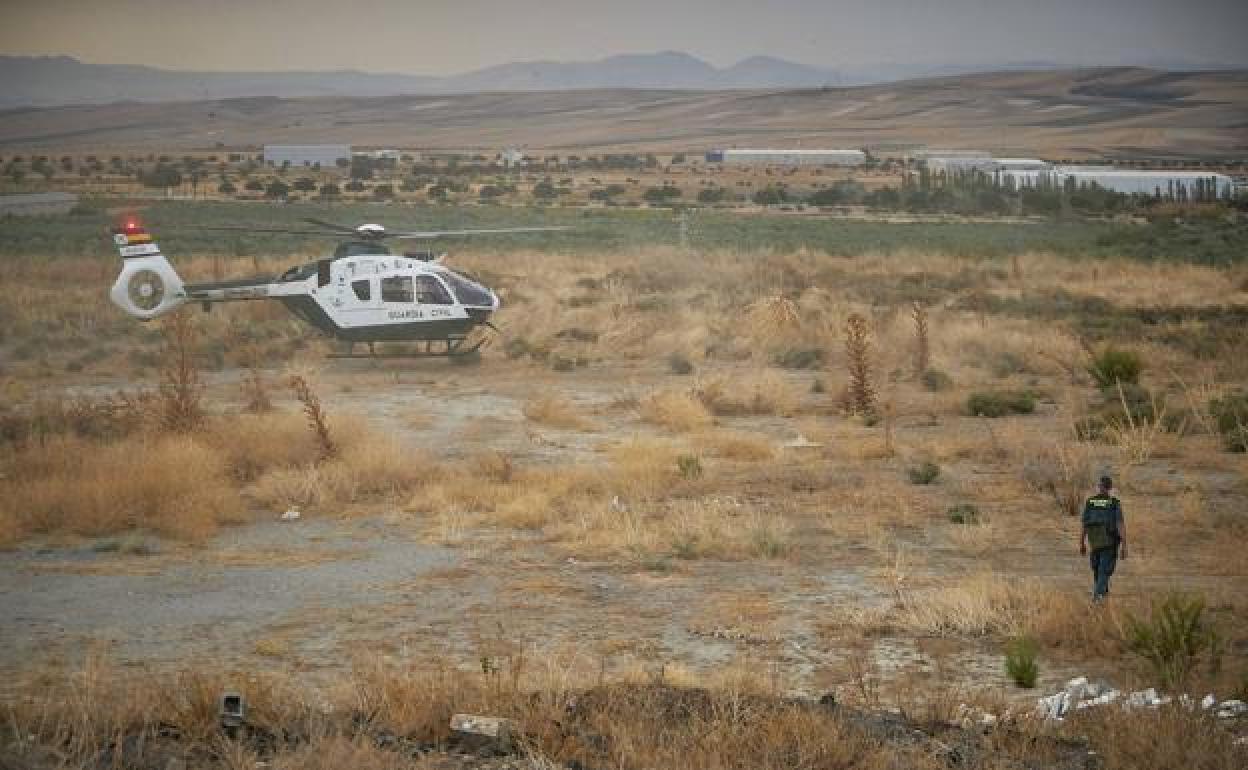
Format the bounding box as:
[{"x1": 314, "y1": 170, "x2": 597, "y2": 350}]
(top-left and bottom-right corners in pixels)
[{"x1": 1079, "y1": 507, "x2": 1088, "y2": 555}]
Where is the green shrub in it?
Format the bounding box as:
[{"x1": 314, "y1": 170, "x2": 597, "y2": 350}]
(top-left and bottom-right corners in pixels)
[
  {"x1": 667, "y1": 352, "x2": 695, "y2": 375},
  {"x1": 907, "y1": 461, "x2": 941, "y2": 485},
  {"x1": 1125, "y1": 593, "x2": 1221, "y2": 691},
  {"x1": 677, "y1": 454, "x2": 704, "y2": 480},
  {"x1": 1209, "y1": 392, "x2": 1248, "y2": 452},
  {"x1": 967, "y1": 390, "x2": 1036, "y2": 417},
  {"x1": 503, "y1": 337, "x2": 531, "y2": 360},
  {"x1": 550, "y1": 354, "x2": 577, "y2": 372},
  {"x1": 773, "y1": 348, "x2": 825, "y2": 370},
  {"x1": 920, "y1": 368, "x2": 953, "y2": 392},
  {"x1": 947, "y1": 504, "x2": 979, "y2": 524},
  {"x1": 1004, "y1": 636, "x2": 1040, "y2": 688},
  {"x1": 1089, "y1": 347, "x2": 1143, "y2": 387}
]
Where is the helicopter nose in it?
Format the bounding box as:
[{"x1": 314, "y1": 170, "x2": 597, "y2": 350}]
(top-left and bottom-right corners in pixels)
[{"x1": 490, "y1": 291, "x2": 502, "y2": 311}]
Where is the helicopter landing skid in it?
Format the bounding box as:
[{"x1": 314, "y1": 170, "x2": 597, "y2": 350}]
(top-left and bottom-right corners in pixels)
[{"x1": 327, "y1": 336, "x2": 487, "y2": 359}]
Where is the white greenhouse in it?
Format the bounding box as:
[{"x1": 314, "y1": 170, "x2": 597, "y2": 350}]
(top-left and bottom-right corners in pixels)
[{"x1": 262, "y1": 145, "x2": 352, "y2": 168}]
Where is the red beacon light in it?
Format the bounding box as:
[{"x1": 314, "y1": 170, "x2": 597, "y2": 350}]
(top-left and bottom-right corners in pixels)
[{"x1": 123, "y1": 218, "x2": 143, "y2": 233}]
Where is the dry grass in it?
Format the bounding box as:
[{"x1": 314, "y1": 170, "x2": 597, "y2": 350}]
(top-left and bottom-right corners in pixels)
[
  {"x1": 0, "y1": 434, "x2": 242, "y2": 541},
  {"x1": 694, "y1": 369, "x2": 800, "y2": 417},
  {"x1": 694, "y1": 429, "x2": 777, "y2": 461},
  {"x1": 640, "y1": 388, "x2": 714, "y2": 432},
  {"x1": 523, "y1": 395, "x2": 594, "y2": 431},
  {"x1": 6, "y1": 652, "x2": 1243, "y2": 770}
]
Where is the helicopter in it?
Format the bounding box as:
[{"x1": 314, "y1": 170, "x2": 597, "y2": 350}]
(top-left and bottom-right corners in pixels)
[{"x1": 109, "y1": 217, "x2": 567, "y2": 357}]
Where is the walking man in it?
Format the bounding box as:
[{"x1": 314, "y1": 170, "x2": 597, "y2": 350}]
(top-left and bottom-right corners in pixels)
[{"x1": 1079, "y1": 476, "x2": 1127, "y2": 602}]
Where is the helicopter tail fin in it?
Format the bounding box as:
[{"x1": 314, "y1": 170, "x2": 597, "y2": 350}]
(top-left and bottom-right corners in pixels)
[{"x1": 108, "y1": 221, "x2": 186, "y2": 320}]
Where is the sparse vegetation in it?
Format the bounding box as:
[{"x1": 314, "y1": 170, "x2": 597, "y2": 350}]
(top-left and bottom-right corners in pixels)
[
  {"x1": 1125, "y1": 592, "x2": 1222, "y2": 691},
  {"x1": 967, "y1": 390, "x2": 1037, "y2": 417},
  {"x1": 907, "y1": 461, "x2": 941, "y2": 485},
  {"x1": 1004, "y1": 635, "x2": 1040, "y2": 688},
  {"x1": 3, "y1": 191, "x2": 1248, "y2": 764},
  {"x1": 1089, "y1": 347, "x2": 1143, "y2": 387}
]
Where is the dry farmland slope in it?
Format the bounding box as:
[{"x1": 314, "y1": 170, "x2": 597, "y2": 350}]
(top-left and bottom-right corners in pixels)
[{"x1": 1, "y1": 67, "x2": 1245, "y2": 157}]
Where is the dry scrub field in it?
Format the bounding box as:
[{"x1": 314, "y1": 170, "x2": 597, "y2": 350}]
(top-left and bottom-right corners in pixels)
[{"x1": 1, "y1": 235, "x2": 1247, "y2": 768}]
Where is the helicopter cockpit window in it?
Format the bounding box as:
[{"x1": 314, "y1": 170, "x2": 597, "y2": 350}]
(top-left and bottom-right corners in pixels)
[
  {"x1": 351, "y1": 279, "x2": 371, "y2": 301},
  {"x1": 380, "y1": 275, "x2": 414, "y2": 303},
  {"x1": 439, "y1": 270, "x2": 494, "y2": 307},
  {"x1": 413, "y1": 275, "x2": 453, "y2": 305}
]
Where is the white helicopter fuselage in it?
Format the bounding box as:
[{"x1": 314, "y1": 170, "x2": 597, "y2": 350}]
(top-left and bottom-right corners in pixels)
[{"x1": 110, "y1": 226, "x2": 501, "y2": 344}]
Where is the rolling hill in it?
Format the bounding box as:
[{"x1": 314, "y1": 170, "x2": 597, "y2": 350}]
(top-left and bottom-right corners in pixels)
[{"x1": 0, "y1": 67, "x2": 1244, "y2": 158}]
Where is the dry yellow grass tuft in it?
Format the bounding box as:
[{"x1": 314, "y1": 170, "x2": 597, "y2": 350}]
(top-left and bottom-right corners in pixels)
[
  {"x1": 695, "y1": 369, "x2": 799, "y2": 416},
  {"x1": 639, "y1": 389, "x2": 714, "y2": 432},
  {"x1": 523, "y1": 395, "x2": 595, "y2": 431},
  {"x1": 695, "y1": 430, "x2": 777, "y2": 461},
  {"x1": 0, "y1": 434, "x2": 242, "y2": 541}
]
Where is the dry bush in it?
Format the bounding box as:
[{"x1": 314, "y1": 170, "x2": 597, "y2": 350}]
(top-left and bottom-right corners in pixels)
[
  {"x1": 1020, "y1": 438, "x2": 1097, "y2": 517},
  {"x1": 158, "y1": 312, "x2": 205, "y2": 433},
  {"x1": 607, "y1": 438, "x2": 684, "y2": 501},
  {"x1": 523, "y1": 395, "x2": 594, "y2": 431},
  {"x1": 744, "y1": 294, "x2": 803, "y2": 349},
  {"x1": 1068, "y1": 704, "x2": 1244, "y2": 770},
  {"x1": 289, "y1": 374, "x2": 336, "y2": 460},
  {"x1": 0, "y1": 434, "x2": 241, "y2": 541},
  {"x1": 639, "y1": 389, "x2": 713, "y2": 432},
  {"x1": 843, "y1": 313, "x2": 875, "y2": 415},
  {"x1": 894, "y1": 574, "x2": 1052, "y2": 637},
  {"x1": 694, "y1": 369, "x2": 799, "y2": 416},
  {"x1": 249, "y1": 434, "x2": 439, "y2": 511},
  {"x1": 206, "y1": 412, "x2": 320, "y2": 481},
  {"x1": 694, "y1": 429, "x2": 776, "y2": 461},
  {"x1": 910, "y1": 301, "x2": 930, "y2": 375}
]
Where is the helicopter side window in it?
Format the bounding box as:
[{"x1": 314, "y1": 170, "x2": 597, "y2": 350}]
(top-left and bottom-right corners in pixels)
[
  {"x1": 351, "y1": 279, "x2": 371, "y2": 301},
  {"x1": 413, "y1": 275, "x2": 453, "y2": 305},
  {"x1": 380, "y1": 275, "x2": 414, "y2": 303}
]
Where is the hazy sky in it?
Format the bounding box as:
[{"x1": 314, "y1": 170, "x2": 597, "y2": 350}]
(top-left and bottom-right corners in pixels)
[{"x1": 3, "y1": 0, "x2": 1246, "y2": 74}]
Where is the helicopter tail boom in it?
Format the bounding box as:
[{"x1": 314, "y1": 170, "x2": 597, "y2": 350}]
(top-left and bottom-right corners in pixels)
[{"x1": 108, "y1": 221, "x2": 186, "y2": 320}]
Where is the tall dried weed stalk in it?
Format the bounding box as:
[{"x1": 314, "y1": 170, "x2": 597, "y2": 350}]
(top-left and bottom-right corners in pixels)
[
  {"x1": 158, "y1": 313, "x2": 204, "y2": 433},
  {"x1": 843, "y1": 313, "x2": 875, "y2": 415},
  {"x1": 910, "y1": 302, "x2": 930, "y2": 375},
  {"x1": 241, "y1": 346, "x2": 273, "y2": 414},
  {"x1": 289, "y1": 375, "x2": 336, "y2": 460}
]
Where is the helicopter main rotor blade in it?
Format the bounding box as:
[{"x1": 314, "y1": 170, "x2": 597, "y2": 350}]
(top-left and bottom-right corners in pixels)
[
  {"x1": 300, "y1": 217, "x2": 360, "y2": 234},
  {"x1": 191, "y1": 225, "x2": 346, "y2": 235},
  {"x1": 395, "y1": 226, "x2": 571, "y2": 240}
]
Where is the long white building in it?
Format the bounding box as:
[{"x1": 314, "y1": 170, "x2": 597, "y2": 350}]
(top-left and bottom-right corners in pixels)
[
  {"x1": 705, "y1": 149, "x2": 866, "y2": 166},
  {"x1": 262, "y1": 145, "x2": 352, "y2": 167}
]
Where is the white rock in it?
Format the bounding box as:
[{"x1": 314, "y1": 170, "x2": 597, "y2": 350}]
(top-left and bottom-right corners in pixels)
[
  {"x1": 784, "y1": 434, "x2": 822, "y2": 449},
  {"x1": 1201, "y1": 694, "x2": 1217, "y2": 710},
  {"x1": 281, "y1": 509, "x2": 301, "y2": 521},
  {"x1": 1216, "y1": 699, "x2": 1246, "y2": 719},
  {"x1": 979, "y1": 713, "x2": 998, "y2": 727}
]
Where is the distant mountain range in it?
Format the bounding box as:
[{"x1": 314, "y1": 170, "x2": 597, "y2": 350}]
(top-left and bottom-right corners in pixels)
[{"x1": 1, "y1": 51, "x2": 1240, "y2": 108}]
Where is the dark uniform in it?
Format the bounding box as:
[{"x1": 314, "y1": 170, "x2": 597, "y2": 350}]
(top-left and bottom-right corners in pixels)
[{"x1": 1081, "y1": 493, "x2": 1123, "y2": 601}]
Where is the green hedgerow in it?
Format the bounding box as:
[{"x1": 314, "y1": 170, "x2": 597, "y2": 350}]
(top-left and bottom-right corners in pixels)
[{"x1": 967, "y1": 390, "x2": 1036, "y2": 418}]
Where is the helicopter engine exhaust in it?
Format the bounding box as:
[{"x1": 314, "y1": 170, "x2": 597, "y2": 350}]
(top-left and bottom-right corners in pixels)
[{"x1": 108, "y1": 220, "x2": 186, "y2": 320}]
